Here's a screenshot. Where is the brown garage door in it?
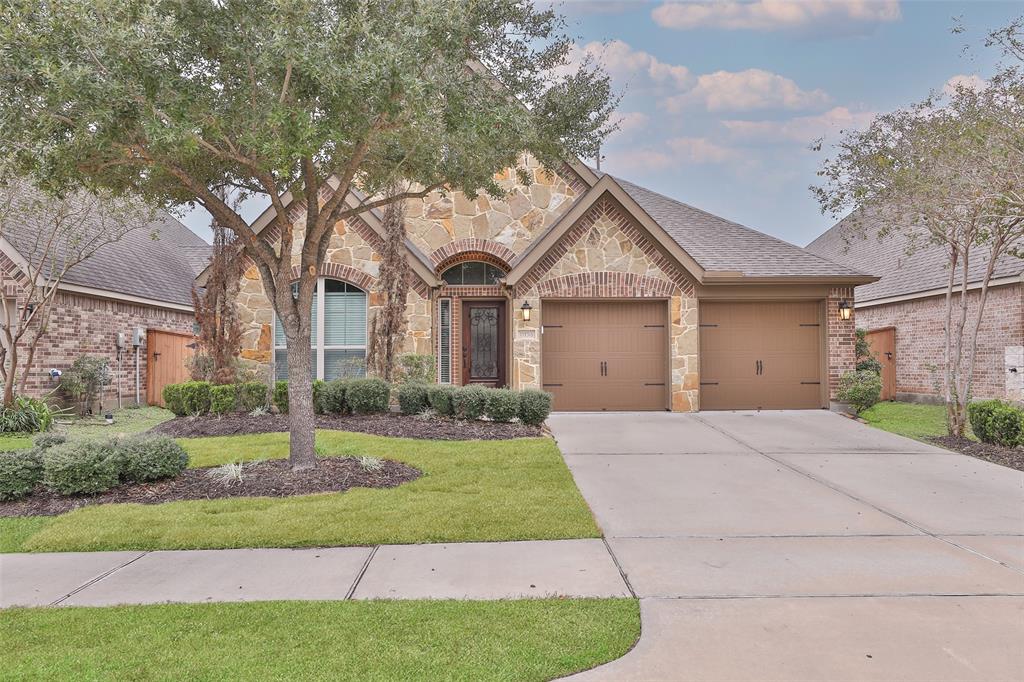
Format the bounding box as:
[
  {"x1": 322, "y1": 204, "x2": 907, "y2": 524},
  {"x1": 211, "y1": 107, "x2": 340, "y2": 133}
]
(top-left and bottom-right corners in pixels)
[
  {"x1": 541, "y1": 301, "x2": 667, "y2": 411},
  {"x1": 700, "y1": 301, "x2": 824, "y2": 410}
]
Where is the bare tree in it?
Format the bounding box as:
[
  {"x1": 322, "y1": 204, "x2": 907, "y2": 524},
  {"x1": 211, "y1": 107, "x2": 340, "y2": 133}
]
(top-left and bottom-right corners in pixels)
[
  {"x1": 366, "y1": 193, "x2": 410, "y2": 383},
  {"x1": 0, "y1": 175, "x2": 151, "y2": 405}
]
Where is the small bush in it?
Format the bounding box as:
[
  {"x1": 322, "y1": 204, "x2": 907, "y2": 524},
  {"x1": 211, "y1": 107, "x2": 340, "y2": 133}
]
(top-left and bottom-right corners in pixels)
[
  {"x1": 0, "y1": 449, "x2": 44, "y2": 500},
  {"x1": 180, "y1": 381, "x2": 213, "y2": 415},
  {"x1": 427, "y1": 385, "x2": 456, "y2": 416},
  {"x1": 60, "y1": 355, "x2": 112, "y2": 415},
  {"x1": 968, "y1": 400, "x2": 1024, "y2": 447},
  {"x1": 162, "y1": 383, "x2": 187, "y2": 416},
  {"x1": 854, "y1": 329, "x2": 882, "y2": 375},
  {"x1": 112, "y1": 435, "x2": 189, "y2": 483},
  {"x1": 453, "y1": 385, "x2": 489, "y2": 420},
  {"x1": 273, "y1": 380, "x2": 289, "y2": 414},
  {"x1": 33, "y1": 433, "x2": 67, "y2": 450},
  {"x1": 397, "y1": 383, "x2": 430, "y2": 415},
  {"x1": 209, "y1": 384, "x2": 237, "y2": 415},
  {"x1": 237, "y1": 382, "x2": 268, "y2": 413},
  {"x1": 318, "y1": 380, "x2": 349, "y2": 415},
  {"x1": 0, "y1": 396, "x2": 58, "y2": 433},
  {"x1": 346, "y1": 378, "x2": 391, "y2": 414},
  {"x1": 837, "y1": 370, "x2": 882, "y2": 413},
  {"x1": 517, "y1": 389, "x2": 553, "y2": 427},
  {"x1": 313, "y1": 380, "x2": 326, "y2": 415},
  {"x1": 485, "y1": 388, "x2": 520, "y2": 422},
  {"x1": 42, "y1": 441, "x2": 120, "y2": 496},
  {"x1": 397, "y1": 354, "x2": 436, "y2": 384}
]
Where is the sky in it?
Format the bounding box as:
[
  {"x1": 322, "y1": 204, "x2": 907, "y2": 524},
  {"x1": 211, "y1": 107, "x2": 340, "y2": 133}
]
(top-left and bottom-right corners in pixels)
[{"x1": 179, "y1": 0, "x2": 1021, "y2": 248}]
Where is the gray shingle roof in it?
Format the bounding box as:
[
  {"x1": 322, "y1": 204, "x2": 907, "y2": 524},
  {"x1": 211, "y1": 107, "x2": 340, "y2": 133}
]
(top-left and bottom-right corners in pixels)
[
  {"x1": 806, "y1": 209, "x2": 1024, "y2": 303},
  {"x1": 2, "y1": 186, "x2": 209, "y2": 307},
  {"x1": 612, "y1": 176, "x2": 867, "y2": 278}
]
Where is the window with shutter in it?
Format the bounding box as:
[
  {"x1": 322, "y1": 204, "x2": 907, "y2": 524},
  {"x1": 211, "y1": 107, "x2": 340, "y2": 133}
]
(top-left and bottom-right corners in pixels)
[{"x1": 438, "y1": 298, "x2": 452, "y2": 384}]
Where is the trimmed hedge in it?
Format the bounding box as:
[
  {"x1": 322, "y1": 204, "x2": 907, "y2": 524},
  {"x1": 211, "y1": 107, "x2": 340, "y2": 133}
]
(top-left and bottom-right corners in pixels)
[
  {"x1": 42, "y1": 441, "x2": 120, "y2": 496},
  {"x1": 0, "y1": 449, "x2": 44, "y2": 501},
  {"x1": 273, "y1": 380, "x2": 290, "y2": 414},
  {"x1": 162, "y1": 383, "x2": 186, "y2": 416},
  {"x1": 427, "y1": 385, "x2": 456, "y2": 416},
  {"x1": 517, "y1": 389, "x2": 553, "y2": 426},
  {"x1": 237, "y1": 382, "x2": 268, "y2": 412},
  {"x1": 210, "y1": 385, "x2": 237, "y2": 415},
  {"x1": 33, "y1": 433, "x2": 68, "y2": 450},
  {"x1": 968, "y1": 400, "x2": 1024, "y2": 447},
  {"x1": 111, "y1": 435, "x2": 189, "y2": 483},
  {"x1": 318, "y1": 380, "x2": 349, "y2": 415},
  {"x1": 313, "y1": 380, "x2": 326, "y2": 415},
  {"x1": 180, "y1": 381, "x2": 213, "y2": 415},
  {"x1": 485, "y1": 388, "x2": 520, "y2": 423},
  {"x1": 346, "y1": 378, "x2": 391, "y2": 414},
  {"x1": 398, "y1": 383, "x2": 430, "y2": 415},
  {"x1": 453, "y1": 385, "x2": 489, "y2": 420},
  {"x1": 837, "y1": 370, "x2": 881, "y2": 413}
]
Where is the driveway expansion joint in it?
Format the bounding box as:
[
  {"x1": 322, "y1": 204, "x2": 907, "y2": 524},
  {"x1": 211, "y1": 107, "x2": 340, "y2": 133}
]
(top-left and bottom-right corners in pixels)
[
  {"x1": 50, "y1": 551, "x2": 151, "y2": 606},
  {"x1": 601, "y1": 537, "x2": 637, "y2": 599},
  {"x1": 345, "y1": 545, "x2": 379, "y2": 600}
]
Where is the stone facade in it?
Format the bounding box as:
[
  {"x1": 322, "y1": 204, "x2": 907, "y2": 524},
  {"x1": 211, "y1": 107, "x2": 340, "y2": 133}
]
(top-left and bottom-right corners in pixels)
[{"x1": 856, "y1": 283, "x2": 1023, "y2": 402}]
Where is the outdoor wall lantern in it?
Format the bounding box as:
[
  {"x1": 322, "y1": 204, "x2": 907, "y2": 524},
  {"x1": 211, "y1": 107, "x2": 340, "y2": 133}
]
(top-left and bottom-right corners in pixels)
[
  {"x1": 520, "y1": 301, "x2": 533, "y2": 322},
  {"x1": 838, "y1": 299, "x2": 853, "y2": 321}
]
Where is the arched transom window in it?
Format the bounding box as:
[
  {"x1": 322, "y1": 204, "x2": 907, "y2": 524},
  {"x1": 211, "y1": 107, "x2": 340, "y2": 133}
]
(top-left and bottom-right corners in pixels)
[
  {"x1": 274, "y1": 278, "x2": 367, "y2": 381},
  {"x1": 441, "y1": 261, "x2": 506, "y2": 286}
]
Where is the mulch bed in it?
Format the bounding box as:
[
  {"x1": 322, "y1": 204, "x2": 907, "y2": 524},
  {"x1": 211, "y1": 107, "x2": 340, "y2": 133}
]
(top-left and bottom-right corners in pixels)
[
  {"x1": 0, "y1": 456, "x2": 421, "y2": 517},
  {"x1": 930, "y1": 436, "x2": 1024, "y2": 472},
  {"x1": 150, "y1": 412, "x2": 543, "y2": 440}
]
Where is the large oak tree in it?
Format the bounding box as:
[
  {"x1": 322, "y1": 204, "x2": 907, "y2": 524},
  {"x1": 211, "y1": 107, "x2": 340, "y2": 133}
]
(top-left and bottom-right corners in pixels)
[{"x1": 0, "y1": 0, "x2": 616, "y2": 469}]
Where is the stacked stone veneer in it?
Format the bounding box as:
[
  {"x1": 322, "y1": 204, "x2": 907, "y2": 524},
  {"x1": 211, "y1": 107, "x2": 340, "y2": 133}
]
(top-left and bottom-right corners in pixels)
[
  {"x1": 512, "y1": 197, "x2": 700, "y2": 412},
  {"x1": 856, "y1": 283, "x2": 1023, "y2": 401}
]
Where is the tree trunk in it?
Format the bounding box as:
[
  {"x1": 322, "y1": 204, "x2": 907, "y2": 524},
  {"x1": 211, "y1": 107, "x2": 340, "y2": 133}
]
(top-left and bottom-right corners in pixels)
[
  {"x1": 3, "y1": 343, "x2": 17, "y2": 406},
  {"x1": 942, "y1": 246, "x2": 956, "y2": 436},
  {"x1": 284, "y1": 333, "x2": 317, "y2": 470}
]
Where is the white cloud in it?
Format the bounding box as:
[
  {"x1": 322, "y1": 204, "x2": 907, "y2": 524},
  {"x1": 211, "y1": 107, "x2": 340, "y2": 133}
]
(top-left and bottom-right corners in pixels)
[
  {"x1": 942, "y1": 74, "x2": 987, "y2": 96},
  {"x1": 609, "y1": 148, "x2": 677, "y2": 173},
  {"x1": 610, "y1": 111, "x2": 651, "y2": 139},
  {"x1": 663, "y1": 68, "x2": 830, "y2": 112},
  {"x1": 666, "y1": 137, "x2": 739, "y2": 163},
  {"x1": 652, "y1": 0, "x2": 901, "y2": 33},
  {"x1": 722, "y1": 106, "x2": 876, "y2": 144},
  {"x1": 569, "y1": 40, "x2": 692, "y2": 94}
]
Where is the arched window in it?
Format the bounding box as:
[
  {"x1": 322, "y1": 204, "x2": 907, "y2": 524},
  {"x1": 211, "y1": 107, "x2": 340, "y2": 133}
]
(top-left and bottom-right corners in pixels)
[
  {"x1": 441, "y1": 261, "x2": 506, "y2": 285},
  {"x1": 274, "y1": 278, "x2": 367, "y2": 381}
]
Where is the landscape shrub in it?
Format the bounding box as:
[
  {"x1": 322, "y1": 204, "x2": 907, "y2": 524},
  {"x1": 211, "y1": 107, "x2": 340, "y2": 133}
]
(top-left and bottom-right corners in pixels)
[
  {"x1": 313, "y1": 380, "x2": 326, "y2": 415},
  {"x1": 485, "y1": 388, "x2": 520, "y2": 422},
  {"x1": 237, "y1": 382, "x2": 268, "y2": 412},
  {"x1": 854, "y1": 329, "x2": 882, "y2": 375},
  {"x1": 453, "y1": 385, "x2": 489, "y2": 420},
  {"x1": 0, "y1": 449, "x2": 44, "y2": 500},
  {"x1": 209, "y1": 384, "x2": 238, "y2": 415},
  {"x1": 397, "y1": 354, "x2": 436, "y2": 384},
  {"x1": 42, "y1": 440, "x2": 120, "y2": 496},
  {"x1": 60, "y1": 355, "x2": 112, "y2": 415},
  {"x1": 162, "y1": 383, "x2": 187, "y2": 416},
  {"x1": 836, "y1": 370, "x2": 882, "y2": 413},
  {"x1": 318, "y1": 380, "x2": 349, "y2": 415},
  {"x1": 33, "y1": 432, "x2": 67, "y2": 450},
  {"x1": 427, "y1": 385, "x2": 456, "y2": 416},
  {"x1": 0, "y1": 396, "x2": 57, "y2": 433},
  {"x1": 397, "y1": 382, "x2": 430, "y2": 415},
  {"x1": 346, "y1": 378, "x2": 391, "y2": 414},
  {"x1": 517, "y1": 389, "x2": 553, "y2": 427},
  {"x1": 112, "y1": 435, "x2": 189, "y2": 483},
  {"x1": 968, "y1": 400, "x2": 1024, "y2": 447},
  {"x1": 180, "y1": 381, "x2": 213, "y2": 415},
  {"x1": 273, "y1": 380, "x2": 289, "y2": 413}
]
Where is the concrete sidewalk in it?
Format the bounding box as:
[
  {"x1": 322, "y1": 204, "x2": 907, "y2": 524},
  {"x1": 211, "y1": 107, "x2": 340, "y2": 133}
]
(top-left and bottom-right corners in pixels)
[{"x1": 0, "y1": 539, "x2": 631, "y2": 608}]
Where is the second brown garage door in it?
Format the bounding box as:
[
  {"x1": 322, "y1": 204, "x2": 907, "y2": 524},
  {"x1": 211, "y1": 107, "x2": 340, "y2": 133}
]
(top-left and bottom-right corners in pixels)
[
  {"x1": 700, "y1": 301, "x2": 825, "y2": 410},
  {"x1": 541, "y1": 301, "x2": 667, "y2": 411}
]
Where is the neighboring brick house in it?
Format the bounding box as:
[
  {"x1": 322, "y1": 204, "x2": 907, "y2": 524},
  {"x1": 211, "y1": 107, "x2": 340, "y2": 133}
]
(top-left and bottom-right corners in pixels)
[
  {"x1": 217, "y1": 155, "x2": 873, "y2": 412},
  {"x1": 1, "y1": 190, "x2": 207, "y2": 408},
  {"x1": 807, "y1": 213, "x2": 1023, "y2": 403}
]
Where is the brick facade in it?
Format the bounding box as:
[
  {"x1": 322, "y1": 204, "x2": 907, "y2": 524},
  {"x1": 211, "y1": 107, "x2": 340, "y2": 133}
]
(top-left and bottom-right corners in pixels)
[
  {"x1": 856, "y1": 283, "x2": 1023, "y2": 401},
  {"x1": 23, "y1": 290, "x2": 195, "y2": 408},
  {"x1": 827, "y1": 287, "x2": 857, "y2": 400}
]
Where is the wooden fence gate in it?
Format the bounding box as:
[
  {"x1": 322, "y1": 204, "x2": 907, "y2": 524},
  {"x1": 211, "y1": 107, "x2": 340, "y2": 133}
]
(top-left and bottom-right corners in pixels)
[
  {"x1": 147, "y1": 330, "x2": 194, "y2": 406},
  {"x1": 866, "y1": 327, "x2": 897, "y2": 401}
]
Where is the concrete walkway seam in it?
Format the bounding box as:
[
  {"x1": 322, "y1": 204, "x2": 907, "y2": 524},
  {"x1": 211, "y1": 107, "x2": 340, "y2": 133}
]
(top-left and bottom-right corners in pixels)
[
  {"x1": 345, "y1": 545, "x2": 379, "y2": 600},
  {"x1": 51, "y1": 551, "x2": 151, "y2": 606},
  {"x1": 602, "y1": 537, "x2": 637, "y2": 599}
]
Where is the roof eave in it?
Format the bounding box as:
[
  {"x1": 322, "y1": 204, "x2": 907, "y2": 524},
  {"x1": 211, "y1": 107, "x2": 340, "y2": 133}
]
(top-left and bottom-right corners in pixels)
[{"x1": 701, "y1": 273, "x2": 881, "y2": 286}]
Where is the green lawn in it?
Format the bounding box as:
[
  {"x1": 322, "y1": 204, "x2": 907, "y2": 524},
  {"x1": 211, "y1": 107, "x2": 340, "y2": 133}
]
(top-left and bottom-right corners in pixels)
[
  {"x1": 5, "y1": 430, "x2": 600, "y2": 553},
  {"x1": 859, "y1": 401, "x2": 974, "y2": 441},
  {"x1": 0, "y1": 406, "x2": 174, "y2": 452},
  {"x1": 0, "y1": 598, "x2": 640, "y2": 681}
]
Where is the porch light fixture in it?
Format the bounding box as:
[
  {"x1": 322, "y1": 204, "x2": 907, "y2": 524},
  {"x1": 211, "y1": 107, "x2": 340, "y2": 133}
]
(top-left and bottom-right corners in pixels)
[
  {"x1": 838, "y1": 299, "x2": 853, "y2": 321},
  {"x1": 520, "y1": 301, "x2": 532, "y2": 322}
]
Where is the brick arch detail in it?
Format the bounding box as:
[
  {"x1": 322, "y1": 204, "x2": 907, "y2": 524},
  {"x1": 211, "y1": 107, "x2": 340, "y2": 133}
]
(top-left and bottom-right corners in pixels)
[
  {"x1": 289, "y1": 263, "x2": 376, "y2": 291},
  {"x1": 430, "y1": 239, "x2": 516, "y2": 271},
  {"x1": 535, "y1": 271, "x2": 676, "y2": 298}
]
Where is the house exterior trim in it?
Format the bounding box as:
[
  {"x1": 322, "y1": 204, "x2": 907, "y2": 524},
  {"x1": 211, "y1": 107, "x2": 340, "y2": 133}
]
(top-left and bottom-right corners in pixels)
[{"x1": 855, "y1": 274, "x2": 1023, "y2": 308}]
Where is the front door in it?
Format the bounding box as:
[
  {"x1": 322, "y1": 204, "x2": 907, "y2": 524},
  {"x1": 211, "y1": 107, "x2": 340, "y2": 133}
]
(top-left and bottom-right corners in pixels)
[{"x1": 462, "y1": 301, "x2": 506, "y2": 387}]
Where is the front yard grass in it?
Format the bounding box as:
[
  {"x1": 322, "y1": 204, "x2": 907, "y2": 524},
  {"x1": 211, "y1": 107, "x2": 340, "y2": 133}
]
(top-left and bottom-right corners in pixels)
[
  {"x1": 0, "y1": 406, "x2": 174, "y2": 452},
  {"x1": 859, "y1": 401, "x2": 974, "y2": 441},
  {"x1": 0, "y1": 598, "x2": 640, "y2": 681},
  {"x1": 5, "y1": 430, "x2": 600, "y2": 553}
]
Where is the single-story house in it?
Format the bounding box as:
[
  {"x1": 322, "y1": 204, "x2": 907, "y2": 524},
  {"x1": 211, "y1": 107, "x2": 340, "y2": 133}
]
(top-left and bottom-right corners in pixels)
[
  {"x1": 1, "y1": 187, "x2": 207, "y2": 407},
  {"x1": 226, "y1": 157, "x2": 875, "y2": 412},
  {"x1": 807, "y1": 212, "x2": 1023, "y2": 403}
]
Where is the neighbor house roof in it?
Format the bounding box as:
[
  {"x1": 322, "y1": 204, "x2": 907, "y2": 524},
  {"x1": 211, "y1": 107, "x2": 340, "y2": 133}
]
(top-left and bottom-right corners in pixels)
[
  {"x1": 1, "y1": 186, "x2": 209, "y2": 308},
  {"x1": 806, "y1": 209, "x2": 1024, "y2": 304}
]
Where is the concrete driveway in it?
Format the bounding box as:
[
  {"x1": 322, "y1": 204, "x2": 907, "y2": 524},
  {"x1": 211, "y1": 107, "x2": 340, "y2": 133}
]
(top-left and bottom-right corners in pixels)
[{"x1": 550, "y1": 410, "x2": 1024, "y2": 682}]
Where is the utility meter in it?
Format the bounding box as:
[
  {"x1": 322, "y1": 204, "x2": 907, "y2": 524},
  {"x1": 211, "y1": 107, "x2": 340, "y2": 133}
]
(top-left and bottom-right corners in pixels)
[
  {"x1": 132, "y1": 327, "x2": 144, "y2": 348},
  {"x1": 116, "y1": 332, "x2": 126, "y2": 349}
]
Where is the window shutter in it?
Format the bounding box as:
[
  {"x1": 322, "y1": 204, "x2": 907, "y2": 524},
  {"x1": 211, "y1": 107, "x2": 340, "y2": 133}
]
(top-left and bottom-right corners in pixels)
[{"x1": 439, "y1": 298, "x2": 451, "y2": 384}]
